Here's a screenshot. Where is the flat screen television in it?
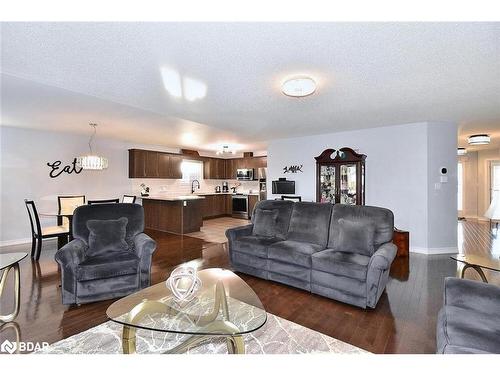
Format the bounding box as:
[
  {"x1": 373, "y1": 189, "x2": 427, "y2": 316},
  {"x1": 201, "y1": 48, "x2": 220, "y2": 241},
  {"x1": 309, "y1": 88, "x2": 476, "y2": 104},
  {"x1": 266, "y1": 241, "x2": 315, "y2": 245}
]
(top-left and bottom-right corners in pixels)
[{"x1": 272, "y1": 180, "x2": 295, "y2": 195}]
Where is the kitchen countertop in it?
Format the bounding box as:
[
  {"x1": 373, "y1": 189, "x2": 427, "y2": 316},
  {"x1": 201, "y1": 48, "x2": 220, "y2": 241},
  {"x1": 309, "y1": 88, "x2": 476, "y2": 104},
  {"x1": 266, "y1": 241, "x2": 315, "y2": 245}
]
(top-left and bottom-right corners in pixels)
[
  {"x1": 140, "y1": 195, "x2": 205, "y2": 202},
  {"x1": 138, "y1": 192, "x2": 260, "y2": 201},
  {"x1": 196, "y1": 192, "x2": 260, "y2": 196}
]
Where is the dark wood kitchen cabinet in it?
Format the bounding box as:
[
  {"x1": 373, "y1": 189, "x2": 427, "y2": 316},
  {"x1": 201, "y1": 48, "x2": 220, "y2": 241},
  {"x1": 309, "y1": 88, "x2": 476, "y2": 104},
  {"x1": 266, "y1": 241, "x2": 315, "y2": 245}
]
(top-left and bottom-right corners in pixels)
[
  {"x1": 201, "y1": 194, "x2": 228, "y2": 219},
  {"x1": 145, "y1": 151, "x2": 159, "y2": 177},
  {"x1": 129, "y1": 149, "x2": 148, "y2": 178},
  {"x1": 129, "y1": 149, "x2": 184, "y2": 179},
  {"x1": 204, "y1": 158, "x2": 226, "y2": 180},
  {"x1": 248, "y1": 195, "x2": 259, "y2": 218}
]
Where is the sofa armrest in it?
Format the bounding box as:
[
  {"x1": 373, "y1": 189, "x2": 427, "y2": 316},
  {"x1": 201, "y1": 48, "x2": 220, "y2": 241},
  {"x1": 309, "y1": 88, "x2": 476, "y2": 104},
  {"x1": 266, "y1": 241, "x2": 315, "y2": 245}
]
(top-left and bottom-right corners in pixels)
[
  {"x1": 132, "y1": 233, "x2": 157, "y2": 259},
  {"x1": 225, "y1": 224, "x2": 254, "y2": 242},
  {"x1": 54, "y1": 238, "x2": 87, "y2": 269},
  {"x1": 444, "y1": 277, "x2": 500, "y2": 311},
  {"x1": 369, "y1": 242, "x2": 397, "y2": 270}
]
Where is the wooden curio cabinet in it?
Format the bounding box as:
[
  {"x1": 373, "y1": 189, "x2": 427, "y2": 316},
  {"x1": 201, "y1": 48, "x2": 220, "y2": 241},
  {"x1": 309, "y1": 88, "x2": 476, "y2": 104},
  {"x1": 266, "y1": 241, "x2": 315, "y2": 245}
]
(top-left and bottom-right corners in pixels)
[{"x1": 315, "y1": 147, "x2": 366, "y2": 205}]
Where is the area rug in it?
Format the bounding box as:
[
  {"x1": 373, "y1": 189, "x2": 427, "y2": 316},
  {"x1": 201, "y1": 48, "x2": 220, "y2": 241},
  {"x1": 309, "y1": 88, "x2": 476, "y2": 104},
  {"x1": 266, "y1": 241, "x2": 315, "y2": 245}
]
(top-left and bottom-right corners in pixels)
[{"x1": 36, "y1": 313, "x2": 368, "y2": 354}]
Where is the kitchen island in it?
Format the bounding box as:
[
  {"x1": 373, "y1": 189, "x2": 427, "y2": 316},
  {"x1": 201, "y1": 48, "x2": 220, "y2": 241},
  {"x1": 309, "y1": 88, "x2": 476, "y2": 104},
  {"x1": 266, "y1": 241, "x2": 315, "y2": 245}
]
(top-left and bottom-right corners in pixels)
[{"x1": 141, "y1": 195, "x2": 204, "y2": 235}]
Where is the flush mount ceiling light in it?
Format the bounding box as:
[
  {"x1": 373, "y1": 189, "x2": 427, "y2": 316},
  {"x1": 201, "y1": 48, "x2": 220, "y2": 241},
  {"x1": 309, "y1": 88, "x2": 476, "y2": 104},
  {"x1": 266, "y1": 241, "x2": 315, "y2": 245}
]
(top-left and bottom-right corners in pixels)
[
  {"x1": 76, "y1": 123, "x2": 108, "y2": 170},
  {"x1": 468, "y1": 134, "x2": 490, "y2": 146},
  {"x1": 281, "y1": 76, "x2": 316, "y2": 97},
  {"x1": 457, "y1": 148, "x2": 467, "y2": 156},
  {"x1": 216, "y1": 145, "x2": 236, "y2": 155}
]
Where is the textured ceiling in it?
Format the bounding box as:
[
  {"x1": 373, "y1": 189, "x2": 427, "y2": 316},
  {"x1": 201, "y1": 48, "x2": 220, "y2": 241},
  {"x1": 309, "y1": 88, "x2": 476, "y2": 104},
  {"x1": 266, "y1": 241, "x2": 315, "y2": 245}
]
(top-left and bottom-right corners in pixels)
[{"x1": 1, "y1": 22, "x2": 500, "y2": 152}]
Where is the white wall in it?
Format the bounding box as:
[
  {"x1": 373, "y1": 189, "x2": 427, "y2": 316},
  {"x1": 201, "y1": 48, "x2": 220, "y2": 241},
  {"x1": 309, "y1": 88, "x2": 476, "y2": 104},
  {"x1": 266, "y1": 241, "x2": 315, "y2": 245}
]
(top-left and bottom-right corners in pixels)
[
  {"x1": 426, "y1": 122, "x2": 458, "y2": 250},
  {"x1": 267, "y1": 122, "x2": 458, "y2": 253}
]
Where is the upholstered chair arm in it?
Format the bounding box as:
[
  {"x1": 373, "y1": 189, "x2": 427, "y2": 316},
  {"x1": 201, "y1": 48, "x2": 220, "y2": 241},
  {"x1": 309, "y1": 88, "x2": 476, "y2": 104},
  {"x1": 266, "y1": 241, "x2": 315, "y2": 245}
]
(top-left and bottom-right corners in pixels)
[
  {"x1": 225, "y1": 224, "x2": 254, "y2": 243},
  {"x1": 132, "y1": 233, "x2": 157, "y2": 259},
  {"x1": 365, "y1": 242, "x2": 397, "y2": 308},
  {"x1": 132, "y1": 233, "x2": 157, "y2": 288},
  {"x1": 54, "y1": 238, "x2": 87, "y2": 269},
  {"x1": 368, "y1": 242, "x2": 397, "y2": 270},
  {"x1": 444, "y1": 277, "x2": 500, "y2": 311}
]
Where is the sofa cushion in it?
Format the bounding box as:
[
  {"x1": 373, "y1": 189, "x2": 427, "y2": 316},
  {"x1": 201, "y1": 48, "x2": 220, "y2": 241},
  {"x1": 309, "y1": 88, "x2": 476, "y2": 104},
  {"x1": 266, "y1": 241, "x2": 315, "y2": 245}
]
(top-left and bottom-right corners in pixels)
[
  {"x1": 335, "y1": 218, "x2": 376, "y2": 256},
  {"x1": 77, "y1": 252, "x2": 139, "y2": 281},
  {"x1": 86, "y1": 217, "x2": 129, "y2": 257},
  {"x1": 328, "y1": 205, "x2": 394, "y2": 253},
  {"x1": 251, "y1": 200, "x2": 294, "y2": 239},
  {"x1": 437, "y1": 305, "x2": 500, "y2": 354},
  {"x1": 233, "y1": 235, "x2": 282, "y2": 258},
  {"x1": 311, "y1": 249, "x2": 370, "y2": 281},
  {"x1": 252, "y1": 208, "x2": 279, "y2": 237},
  {"x1": 311, "y1": 270, "x2": 367, "y2": 298},
  {"x1": 268, "y1": 240, "x2": 324, "y2": 267},
  {"x1": 286, "y1": 202, "x2": 332, "y2": 247}
]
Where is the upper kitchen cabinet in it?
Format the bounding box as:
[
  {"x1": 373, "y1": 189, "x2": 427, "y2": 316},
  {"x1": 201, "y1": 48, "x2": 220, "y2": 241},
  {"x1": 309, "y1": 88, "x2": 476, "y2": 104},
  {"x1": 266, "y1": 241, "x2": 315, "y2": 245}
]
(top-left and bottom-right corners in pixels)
[
  {"x1": 158, "y1": 153, "x2": 183, "y2": 179},
  {"x1": 204, "y1": 158, "x2": 227, "y2": 180},
  {"x1": 129, "y1": 149, "x2": 184, "y2": 179},
  {"x1": 129, "y1": 149, "x2": 147, "y2": 178},
  {"x1": 145, "y1": 151, "x2": 159, "y2": 177},
  {"x1": 225, "y1": 159, "x2": 236, "y2": 179}
]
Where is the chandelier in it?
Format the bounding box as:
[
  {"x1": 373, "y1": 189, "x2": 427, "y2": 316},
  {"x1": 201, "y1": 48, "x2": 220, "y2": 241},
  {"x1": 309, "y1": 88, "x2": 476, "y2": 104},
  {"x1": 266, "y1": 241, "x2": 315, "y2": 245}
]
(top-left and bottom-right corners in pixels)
[
  {"x1": 216, "y1": 145, "x2": 236, "y2": 155},
  {"x1": 76, "y1": 123, "x2": 109, "y2": 170}
]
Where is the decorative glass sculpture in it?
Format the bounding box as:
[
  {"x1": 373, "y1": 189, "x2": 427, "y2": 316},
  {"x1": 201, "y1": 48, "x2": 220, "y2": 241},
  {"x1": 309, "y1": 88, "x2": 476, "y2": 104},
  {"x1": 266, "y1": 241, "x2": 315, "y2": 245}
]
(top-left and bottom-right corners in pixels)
[{"x1": 166, "y1": 266, "x2": 202, "y2": 303}]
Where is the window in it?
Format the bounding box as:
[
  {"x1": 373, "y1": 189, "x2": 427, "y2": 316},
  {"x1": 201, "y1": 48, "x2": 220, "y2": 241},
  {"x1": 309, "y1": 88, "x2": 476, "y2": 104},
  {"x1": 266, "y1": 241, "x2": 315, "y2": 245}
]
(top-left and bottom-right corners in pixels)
[
  {"x1": 491, "y1": 161, "x2": 500, "y2": 202},
  {"x1": 457, "y1": 162, "x2": 463, "y2": 211},
  {"x1": 181, "y1": 160, "x2": 203, "y2": 181}
]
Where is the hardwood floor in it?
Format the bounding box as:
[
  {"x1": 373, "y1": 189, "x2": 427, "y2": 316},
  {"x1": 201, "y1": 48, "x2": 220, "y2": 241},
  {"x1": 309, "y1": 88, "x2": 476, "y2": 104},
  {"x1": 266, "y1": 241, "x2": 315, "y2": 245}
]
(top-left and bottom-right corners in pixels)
[{"x1": 1, "y1": 218, "x2": 499, "y2": 354}]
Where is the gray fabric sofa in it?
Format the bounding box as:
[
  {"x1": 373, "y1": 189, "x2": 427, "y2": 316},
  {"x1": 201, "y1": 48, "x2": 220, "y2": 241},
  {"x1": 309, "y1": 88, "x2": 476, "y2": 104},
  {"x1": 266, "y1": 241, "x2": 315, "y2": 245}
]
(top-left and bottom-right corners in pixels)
[
  {"x1": 436, "y1": 277, "x2": 500, "y2": 354},
  {"x1": 55, "y1": 203, "x2": 156, "y2": 305},
  {"x1": 226, "y1": 200, "x2": 396, "y2": 308}
]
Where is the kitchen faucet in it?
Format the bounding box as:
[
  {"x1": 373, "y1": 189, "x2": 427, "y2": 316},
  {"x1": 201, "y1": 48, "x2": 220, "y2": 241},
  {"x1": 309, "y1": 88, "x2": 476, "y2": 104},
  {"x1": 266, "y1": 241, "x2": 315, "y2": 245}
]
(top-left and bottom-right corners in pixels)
[{"x1": 191, "y1": 179, "x2": 200, "y2": 194}]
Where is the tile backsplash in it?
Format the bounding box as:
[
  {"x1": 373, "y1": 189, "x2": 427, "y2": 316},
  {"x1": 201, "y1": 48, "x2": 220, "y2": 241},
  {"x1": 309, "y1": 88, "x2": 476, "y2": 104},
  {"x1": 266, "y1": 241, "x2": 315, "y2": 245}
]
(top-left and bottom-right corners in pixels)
[{"x1": 130, "y1": 179, "x2": 260, "y2": 196}]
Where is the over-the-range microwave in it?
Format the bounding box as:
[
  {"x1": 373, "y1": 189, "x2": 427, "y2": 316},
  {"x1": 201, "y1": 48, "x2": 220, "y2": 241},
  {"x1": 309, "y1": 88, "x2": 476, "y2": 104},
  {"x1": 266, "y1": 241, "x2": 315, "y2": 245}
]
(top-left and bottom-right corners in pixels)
[{"x1": 236, "y1": 168, "x2": 254, "y2": 180}]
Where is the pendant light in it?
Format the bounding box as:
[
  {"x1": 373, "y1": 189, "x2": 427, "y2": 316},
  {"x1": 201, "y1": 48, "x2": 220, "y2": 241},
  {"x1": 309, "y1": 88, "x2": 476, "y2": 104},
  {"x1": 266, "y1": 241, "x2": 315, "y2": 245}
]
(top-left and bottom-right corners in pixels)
[{"x1": 76, "y1": 123, "x2": 109, "y2": 170}]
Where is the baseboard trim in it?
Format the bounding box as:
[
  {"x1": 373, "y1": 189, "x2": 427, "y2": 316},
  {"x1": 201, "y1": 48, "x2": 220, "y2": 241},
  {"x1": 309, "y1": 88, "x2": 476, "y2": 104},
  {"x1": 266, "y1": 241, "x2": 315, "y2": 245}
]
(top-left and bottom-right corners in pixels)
[
  {"x1": 410, "y1": 247, "x2": 458, "y2": 255},
  {"x1": 0, "y1": 237, "x2": 56, "y2": 248}
]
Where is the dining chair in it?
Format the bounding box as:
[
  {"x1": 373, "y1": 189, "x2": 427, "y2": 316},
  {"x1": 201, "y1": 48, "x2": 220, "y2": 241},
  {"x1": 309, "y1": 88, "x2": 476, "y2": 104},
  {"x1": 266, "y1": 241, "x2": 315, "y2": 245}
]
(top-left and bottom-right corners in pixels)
[
  {"x1": 87, "y1": 198, "x2": 120, "y2": 205},
  {"x1": 25, "y1": 200, "x2": 70, "y2": 261},
  {"x1": 122, "y1": 195, "x2": 137, "y2": 204},
  {"x1": 58, "y1": 195, "x2": 86, "y2": 226},
  {"x1": 281, "y1": 195, "x2": 302, "y2": 202}
]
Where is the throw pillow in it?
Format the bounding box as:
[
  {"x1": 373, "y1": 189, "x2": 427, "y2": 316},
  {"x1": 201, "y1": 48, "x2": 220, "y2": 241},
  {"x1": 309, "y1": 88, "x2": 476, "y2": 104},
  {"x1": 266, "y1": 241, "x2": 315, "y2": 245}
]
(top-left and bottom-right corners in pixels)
[
  {"x1": 336, "y1": 218, "x2": 376, "y2": 256},
  {"x1": 252, "y1": 208, "x2": 279, "y2": 237},
  {"x1": 86, "y1": 217, "x2": 129, "y2": 257}
]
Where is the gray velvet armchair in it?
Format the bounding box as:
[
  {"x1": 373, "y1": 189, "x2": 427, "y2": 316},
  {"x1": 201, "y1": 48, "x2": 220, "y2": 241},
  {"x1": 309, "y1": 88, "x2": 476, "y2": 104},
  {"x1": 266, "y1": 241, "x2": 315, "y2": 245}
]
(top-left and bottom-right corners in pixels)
[{"x1": 55, "y1": 203, "x2": 156, "y2": 305}]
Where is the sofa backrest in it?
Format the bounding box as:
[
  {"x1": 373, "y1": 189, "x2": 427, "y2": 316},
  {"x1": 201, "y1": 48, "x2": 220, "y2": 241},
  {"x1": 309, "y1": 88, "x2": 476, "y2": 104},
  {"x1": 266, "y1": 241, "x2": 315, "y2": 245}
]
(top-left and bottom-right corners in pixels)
[
  {"x1": 328, "y1": 204, "x2": 394, "y2": 253},
  {"x1": 73, "y1": 203, "x2": 144, "y2": 245},
  {"x1": 252, "y1": 200, "x2": 294, "y2": 239},
  {"x1": 286, "y1": 202, "x2": 333, "y2": 247}
]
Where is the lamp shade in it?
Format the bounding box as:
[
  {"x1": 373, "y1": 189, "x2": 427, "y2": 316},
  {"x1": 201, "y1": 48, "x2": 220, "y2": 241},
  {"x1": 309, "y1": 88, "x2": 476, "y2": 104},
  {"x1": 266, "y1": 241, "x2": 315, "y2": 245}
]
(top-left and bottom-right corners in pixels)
[
  {"x1": 484, "y1": 190, "x2": 500, "y2": 220},
  {"x1": 76, "y1": 155, "x2": 108, "y2": 170}
]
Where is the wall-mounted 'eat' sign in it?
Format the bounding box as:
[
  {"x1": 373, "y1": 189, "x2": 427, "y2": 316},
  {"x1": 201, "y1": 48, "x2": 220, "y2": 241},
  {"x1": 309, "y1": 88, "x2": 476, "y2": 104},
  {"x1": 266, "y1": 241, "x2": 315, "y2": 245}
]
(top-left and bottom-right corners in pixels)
[
  {"x1": 283, "y1": 165, "x2": 303, "y2": 174},
  {"x1": 47, "y1": 158, "x2": 83, "y2": 178}
]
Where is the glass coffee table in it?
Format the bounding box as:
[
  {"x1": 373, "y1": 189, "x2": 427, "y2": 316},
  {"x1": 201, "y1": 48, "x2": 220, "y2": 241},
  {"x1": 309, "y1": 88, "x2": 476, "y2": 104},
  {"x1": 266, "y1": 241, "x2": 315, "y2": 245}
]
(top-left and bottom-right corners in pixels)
[
  {"x1": 0, "y1": 252, "x2": 28, "y2": 322},
  {"x1": 451, "y1": 254, "x2": 500, "y2": 283},
  {"x1": 106, "y1": 268, "x2": 267, "y2": 354}
]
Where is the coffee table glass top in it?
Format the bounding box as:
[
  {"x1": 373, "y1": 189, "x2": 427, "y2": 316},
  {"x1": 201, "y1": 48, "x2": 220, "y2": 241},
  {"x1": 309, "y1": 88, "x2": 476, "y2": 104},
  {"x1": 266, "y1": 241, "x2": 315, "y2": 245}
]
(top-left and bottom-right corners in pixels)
[
  {"x1": 451, "y1": 254, "x2": 500, "y2": 272},
  {"x1": 106, "y1": 268, "x2": 267, "y2": 336},
  {"x1": 0, "y1": 252, "x2": 28, "y2": 270}
]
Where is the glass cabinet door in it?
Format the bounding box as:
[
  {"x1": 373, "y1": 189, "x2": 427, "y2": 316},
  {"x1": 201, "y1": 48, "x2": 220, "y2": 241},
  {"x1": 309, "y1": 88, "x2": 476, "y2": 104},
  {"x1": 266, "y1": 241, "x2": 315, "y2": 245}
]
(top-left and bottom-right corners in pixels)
[
  {"x1": 340, "y1": 164, "x2": 357, "y2": 205},
  {"x1": 319, "y1": 165, "x2": 336, "y2": 203}
]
